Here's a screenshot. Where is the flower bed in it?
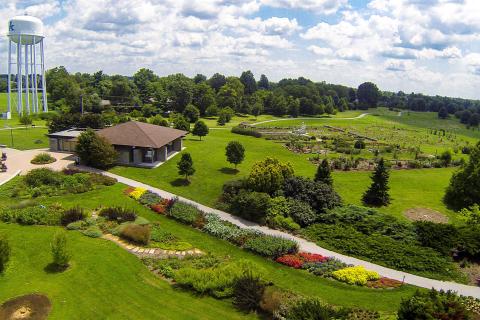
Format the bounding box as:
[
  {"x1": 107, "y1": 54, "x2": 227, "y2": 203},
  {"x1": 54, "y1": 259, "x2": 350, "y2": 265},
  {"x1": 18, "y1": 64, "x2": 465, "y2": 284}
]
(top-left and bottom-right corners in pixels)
[
  {"x1": 123, "y1": 187, "x2": 401, "y2": 289},
  {"x1": 332, "y1": 266, "x2": 380, "y2": 286},
  {"x1": 276, "y1": 255, "x2": 304, "y2": 269}
]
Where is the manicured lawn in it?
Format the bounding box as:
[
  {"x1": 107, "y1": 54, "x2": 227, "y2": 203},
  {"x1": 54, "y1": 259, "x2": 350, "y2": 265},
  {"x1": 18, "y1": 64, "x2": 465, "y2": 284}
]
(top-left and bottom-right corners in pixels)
[
  {"x1": 0, "y1": 223, "x2": 257, "y2": 320},
  {"x1": 0, "y1": 127, "x2": 49, "y2": 149},
  {"x1": 111, "y1": 128, "x2": 458, "y2": 219},
  {"x1": 333, "y1": 168, "x2": 459, "y2": 222},
  {"x1": 0, "y1": 181, "x2": 418, "y2": 317}
]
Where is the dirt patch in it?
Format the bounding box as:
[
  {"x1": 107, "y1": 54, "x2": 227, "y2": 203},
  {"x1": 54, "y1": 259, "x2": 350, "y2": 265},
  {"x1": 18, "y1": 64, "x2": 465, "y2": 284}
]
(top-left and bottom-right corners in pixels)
[
  {"x1": 0, "y1": 294, "x2": 51, "y2": 320},
  {"x1": 404, "y1": 207, "x2": 449, "y2": 223},
  {"x1": 461, "y1": 263, "x2": 480, "y2": 286}
]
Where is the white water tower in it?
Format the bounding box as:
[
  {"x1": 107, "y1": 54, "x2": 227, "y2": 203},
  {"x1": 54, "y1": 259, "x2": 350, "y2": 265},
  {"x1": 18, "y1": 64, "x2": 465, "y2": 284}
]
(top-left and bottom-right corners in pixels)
[{"x1": 4, "y1": 15, "x2": 48, "y2": 119}]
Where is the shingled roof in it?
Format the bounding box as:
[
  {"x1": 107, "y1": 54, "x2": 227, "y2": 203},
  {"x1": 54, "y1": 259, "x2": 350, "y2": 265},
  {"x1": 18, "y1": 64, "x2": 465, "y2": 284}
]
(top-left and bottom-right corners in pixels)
[{"x1": 97, "y1": 121, "x2": 187, "y2": 148}]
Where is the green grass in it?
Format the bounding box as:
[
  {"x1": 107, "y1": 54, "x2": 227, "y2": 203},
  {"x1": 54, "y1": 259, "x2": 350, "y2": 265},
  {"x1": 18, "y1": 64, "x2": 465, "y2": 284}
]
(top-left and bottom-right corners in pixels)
[
  {"x1": 111, "y1": 128, "x2": 459, "y2": 219},
  {"x1": 0, "y1": 223, "x2": 257, "y2": 320},
  {"x1": 0, "y1": 181, "x2": 418, "y2": 317},
  {"x1": 0, "y1": 127, "x2": 48, "y2": 149},
  {"x1": 333, "y1": 168, "x2": 459, "y2": 222}
]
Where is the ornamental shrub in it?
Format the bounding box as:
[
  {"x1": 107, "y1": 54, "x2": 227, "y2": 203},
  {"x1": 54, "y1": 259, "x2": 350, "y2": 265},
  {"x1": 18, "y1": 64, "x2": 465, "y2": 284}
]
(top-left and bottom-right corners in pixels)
[
  {"x1": 302, "y1": 223, "x2": 456, "y2": 278},
  {"x1": 233, "y1": 271, "x2": 266, "y2": 312},
  {"x1": 243, "y1": 235, "x2": 298, "y2": 258},
  {"x1": 302, "y1": 258, "x2": 349, "y2": 277},
  {"x1": 129, "y1": 187, "x2": 147, "y2": 200},
  {"x1": 66, "y1": 220, "x2": 87, "y2": 230},
  {"x1": 61, "y1": 206, "x2": 86, "y2": 226},
  {"x1": 24, "y1": 168, "x2": 63, "y2": 188},
  {"x1": 283, "y1": 177, "x2": 341, "y2": 214},
  {"x1": 139, "y1": 191, "x2": 162, "y2": 206},
  {"x1": 51, "y1": 231, "x2": 71, "y2": 269},
  {"x1": 269, "y1": 215, "x2": 300, "y2": 232},
  {"x1": 0, "y1": 235, "x2": 10, "y2": 273},
  {"x1": 279, "y1": 298, "x2": 344, "y2": 320},
  {"x1": 230, "y1": 190, "x2": 271, "y2": 223},
  {"x1": 398, "y1": 289, "x2": 472, "y2": 320},
  {"x1": 231, "y1": 126, "x2": 262, "y2": 138},
  {"x1": 169, "y1": 201, "x2": 202, "y2": 225},
  {"x1": 120, "y1": 224, "x2": 151, "y2": 245},
  {"x1": 332, "y1": 266, "x2": 380, "y2": 285},
  {"x1": 288, "y1": 199, "x2": 317, "y2": 227},
  {"x1": 174, "y1": 260, "x2": 259, "y2": 299},
  {"x1": 15, "y1": 207, "x2": 62, "y2": 225},
  {"x1": 81, "y1": 226, "x2": 103, "y2": 238},
  {"x1": 31, "y1": 152, "x2": 56, "y2": 165},
  {"x1": 99, "y1": 207, "x2": 137, "y2": 222}
]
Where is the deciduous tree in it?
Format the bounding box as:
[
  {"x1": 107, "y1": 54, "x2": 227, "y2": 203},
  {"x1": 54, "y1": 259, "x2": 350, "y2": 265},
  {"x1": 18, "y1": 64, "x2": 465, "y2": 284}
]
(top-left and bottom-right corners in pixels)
[
  {"x1": 192, "y1": 121, "x2": 209, "y2": 140},
  {"x1": 225, "y1": 141, "x2": 245, "y2": 169}
]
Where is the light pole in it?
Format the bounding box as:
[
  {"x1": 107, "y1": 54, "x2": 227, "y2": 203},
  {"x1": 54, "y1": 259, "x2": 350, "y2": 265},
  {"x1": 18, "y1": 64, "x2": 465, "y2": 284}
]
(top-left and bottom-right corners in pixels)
[{"x1": 3, "y1": 125, "x2": 14, "y2": 148}]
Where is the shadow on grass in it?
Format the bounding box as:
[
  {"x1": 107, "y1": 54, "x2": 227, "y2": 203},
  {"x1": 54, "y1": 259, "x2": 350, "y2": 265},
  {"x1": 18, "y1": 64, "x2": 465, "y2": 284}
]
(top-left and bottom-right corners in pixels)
[
  {"x1": 170, "y1": 178, "x2": 191, "y2": 187},
  {"x1": 44, "y1": 263, "x2": 69, "y2": 274},
  {"x1": 185, "y1": 138, "x2": 203, "y2": 142},
  {"x1": 219, "y1": 167, "x2": 238, "y2": 175}
]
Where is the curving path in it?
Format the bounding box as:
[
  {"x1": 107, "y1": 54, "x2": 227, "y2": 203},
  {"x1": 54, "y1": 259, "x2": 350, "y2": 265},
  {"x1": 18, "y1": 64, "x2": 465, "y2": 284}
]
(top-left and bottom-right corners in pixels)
[
  {"x1": 78, "y1": 166, "x2": 480, "y2": 298},
  {"x1": 251, "y1": 113, "x2": 370, "y2": 126}
]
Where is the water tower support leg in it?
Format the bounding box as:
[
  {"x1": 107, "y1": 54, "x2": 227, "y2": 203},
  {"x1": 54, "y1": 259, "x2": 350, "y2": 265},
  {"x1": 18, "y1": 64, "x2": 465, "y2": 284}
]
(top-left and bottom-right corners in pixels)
[
  {"x1": 7, "y1": 39, "x2": 11, "y2": 116},
  {"x1": 33, "y1": 36, "x2": 38, "y2": 113},
  {"x1": 17, "y1": 35, "x2": 23, "y2": 115},
  {"x1": 40, "y1": 40, "x2": 47, "y2": 112},
  {"x1": 25, "y1": 43, "x2": 30, "y2": 115}
]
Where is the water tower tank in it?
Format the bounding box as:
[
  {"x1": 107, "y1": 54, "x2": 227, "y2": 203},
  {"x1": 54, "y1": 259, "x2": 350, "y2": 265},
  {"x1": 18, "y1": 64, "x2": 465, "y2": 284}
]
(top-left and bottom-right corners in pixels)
[{"x1": 8, "y1": 16, "x2": 44, "y2": 45}]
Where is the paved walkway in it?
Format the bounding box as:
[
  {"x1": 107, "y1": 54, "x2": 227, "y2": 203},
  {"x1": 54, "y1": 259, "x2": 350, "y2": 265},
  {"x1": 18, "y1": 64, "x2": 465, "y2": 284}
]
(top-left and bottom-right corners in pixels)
[
  {"x1": 251, "y1": 113, "x2": 370, "y2": 126},
  {"x1": 78, "y1": 166, "x2": 480, "y2": 298},
  {"x1": 0, "y1": 148, "x2": 75, "y2": 185},
  {"x1": 102, "y1": 234, "x2": 203, "y2": 259}
]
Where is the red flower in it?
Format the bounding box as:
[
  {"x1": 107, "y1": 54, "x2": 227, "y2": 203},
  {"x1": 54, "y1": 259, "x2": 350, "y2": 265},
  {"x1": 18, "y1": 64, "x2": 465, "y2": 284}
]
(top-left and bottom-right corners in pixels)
[
  {"x1": 276, "y1": 255, "x2": 304, "y2": 269},
  {"x1": 151, "y1": 203, "x2": 167, "y2": 214},
  {"x1": 299, "y1": 252, "x2": 328, "y2": 263}
]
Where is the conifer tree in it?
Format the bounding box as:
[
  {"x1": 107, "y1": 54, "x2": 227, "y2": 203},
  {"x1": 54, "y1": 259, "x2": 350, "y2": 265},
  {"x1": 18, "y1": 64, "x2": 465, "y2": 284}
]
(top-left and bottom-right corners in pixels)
[
  {"x1": 314, "y1": 159, "x2": 333, "y2": 186},
  {"x1": 177, "y1": 153, "x2": 195, "y2": 181},
  {"x1": 362, "y1": 158, "x2": 390, "y2": 206}
]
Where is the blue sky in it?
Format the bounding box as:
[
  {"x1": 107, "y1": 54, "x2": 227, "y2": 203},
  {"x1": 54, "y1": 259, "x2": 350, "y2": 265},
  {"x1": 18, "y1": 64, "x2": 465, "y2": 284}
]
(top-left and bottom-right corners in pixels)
[{"x1": 1, "y1": 0, "x2": 480, "y2": 99}]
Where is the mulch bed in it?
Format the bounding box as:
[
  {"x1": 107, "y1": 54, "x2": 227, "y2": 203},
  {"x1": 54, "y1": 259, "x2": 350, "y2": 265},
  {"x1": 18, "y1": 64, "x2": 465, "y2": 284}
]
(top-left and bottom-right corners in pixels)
[{"x1": 0, "y1": 294, "x2": 51, "y2": 320}]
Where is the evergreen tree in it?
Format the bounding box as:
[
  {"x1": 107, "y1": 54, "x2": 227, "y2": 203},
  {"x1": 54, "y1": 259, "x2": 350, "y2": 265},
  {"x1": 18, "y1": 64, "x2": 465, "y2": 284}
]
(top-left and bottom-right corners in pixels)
[
  {"x1": 225, "y1": 141, "x2": 245, "y2": 169},
  {"x1": 192, "y1": 121, "x2": 209, "y2": 140},
  {"x1": 314, "y1": 159, "x2": 333, "y2": 186},
  {"x1": 177, "y1": 153, "x2": 195, "y2": 180},
  {"x1": 362, "y1": 158, "x2": 390, "y2": 206}
]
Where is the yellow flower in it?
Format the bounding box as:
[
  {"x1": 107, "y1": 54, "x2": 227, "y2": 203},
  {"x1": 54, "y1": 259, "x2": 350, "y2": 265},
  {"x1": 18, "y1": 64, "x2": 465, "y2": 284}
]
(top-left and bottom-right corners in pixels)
[
  {"x1": 332, "y1": 266, "x2": 379, "y2": 286},
  {"x1": 129, "y1": 187, "x2": 147, "y2": 200}
]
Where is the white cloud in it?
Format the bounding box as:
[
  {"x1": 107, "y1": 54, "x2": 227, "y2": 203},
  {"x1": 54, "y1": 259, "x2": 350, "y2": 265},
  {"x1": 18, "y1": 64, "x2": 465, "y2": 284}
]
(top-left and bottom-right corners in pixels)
[
  {"x1": 261, "y1": 0, "x2": 348, "y2": 14},
  {"x1": 308, "y1": 45, "x2": 333, "y2": 56}
]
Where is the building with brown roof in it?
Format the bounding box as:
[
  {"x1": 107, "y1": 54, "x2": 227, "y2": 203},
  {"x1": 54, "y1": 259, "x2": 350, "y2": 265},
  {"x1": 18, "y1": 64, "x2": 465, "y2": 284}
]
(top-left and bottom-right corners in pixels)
[{"x1": 47, "y1": 121, "x2": 188, "y2": 168}]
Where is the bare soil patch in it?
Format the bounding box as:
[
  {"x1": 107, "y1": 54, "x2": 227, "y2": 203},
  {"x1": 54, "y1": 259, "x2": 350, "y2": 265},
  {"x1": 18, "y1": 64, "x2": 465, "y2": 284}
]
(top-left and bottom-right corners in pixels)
[
  {"x1": 461, "y1": 263, "x2": 480, "y2": 286},
  {"x1": 0, "y1": 294, "x2": 51, "y2": 320},
  {"x1": 404, "y1": 207, "x2": 449, "y2": 223}
]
